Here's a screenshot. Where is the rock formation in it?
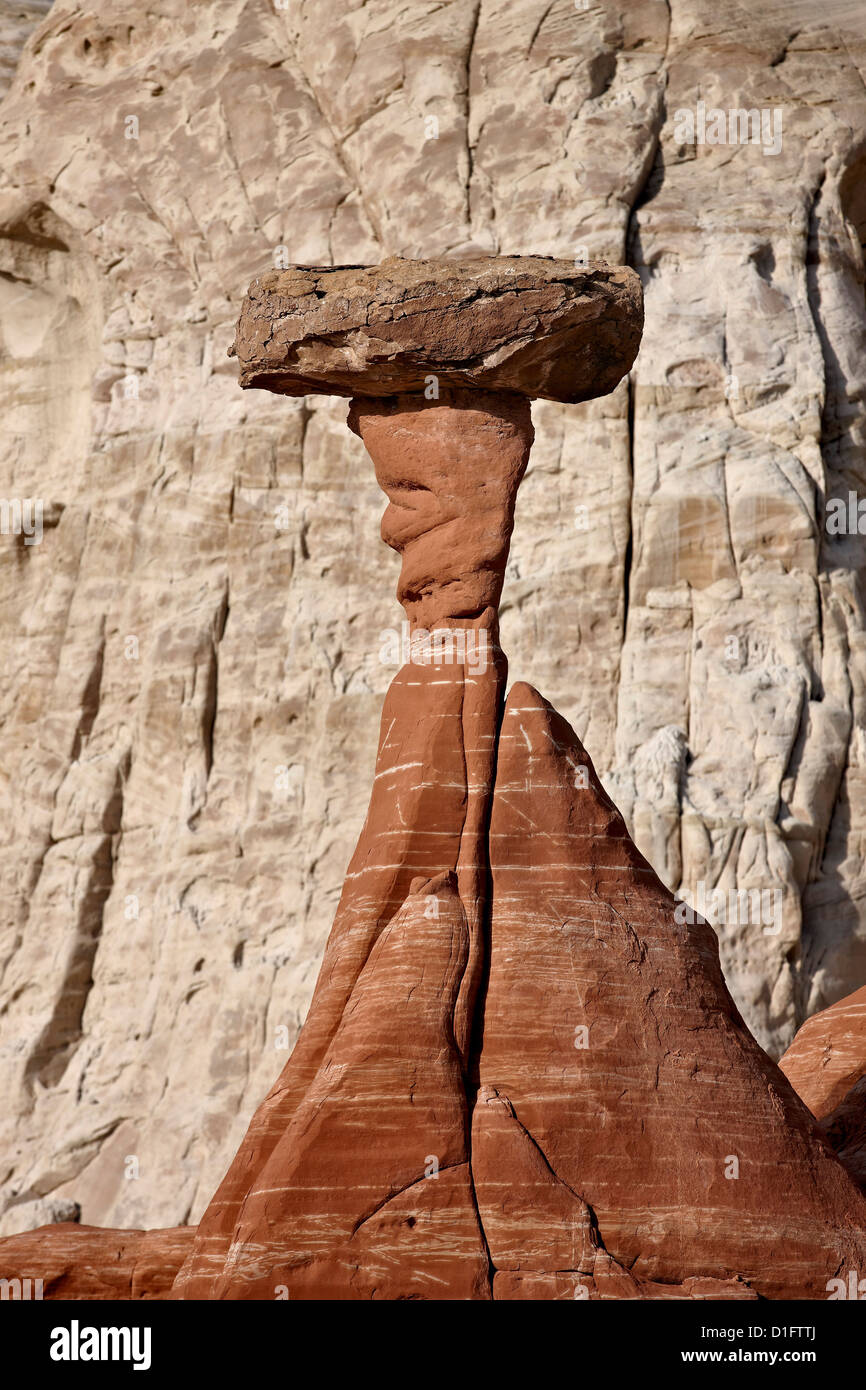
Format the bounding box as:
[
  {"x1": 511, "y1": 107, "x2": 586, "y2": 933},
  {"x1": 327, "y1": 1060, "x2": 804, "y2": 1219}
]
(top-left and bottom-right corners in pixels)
[
  {"x1": 232, "y1": 257, "x2": 642, "y2": 403},
  {"x1": 2, "y1": 251, "x2": 866, "y2": 1299},
  {"x1": 172, "y1": 254, "x2": 639, "y2": 1297},
  {"x1": 0, "y1": 1223, "x2": 192, "y2": 1299},
  {"x1": 170, "y1": 257, "x2": 866, "y2": 1299},
  {"x1": 475, "y1": 685, "x2": 866, "y2": 1298},
  {"x1": 2, "y1": 0, "x2": 866, "y2": 1246},
  {"x1": 0, "y1": 2, "x2": 50, "y2": 101},
  {"x1": 781, "y1": 986, "x2": 866, "y2": 1188}
]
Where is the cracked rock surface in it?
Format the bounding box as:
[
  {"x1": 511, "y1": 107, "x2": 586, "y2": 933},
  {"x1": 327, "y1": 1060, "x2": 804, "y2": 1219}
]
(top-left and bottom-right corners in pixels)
[{"x1": 232, "y1": 256, "x2": 642, "y2": 402}]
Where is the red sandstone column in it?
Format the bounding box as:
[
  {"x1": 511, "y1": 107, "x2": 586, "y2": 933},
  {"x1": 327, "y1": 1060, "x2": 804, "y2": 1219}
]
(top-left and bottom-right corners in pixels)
[
  {"x1": 173, "y1": 255, "x2": 642, "y2": 1299},
  {"x1": 348, "y1": 388, "x2": 532, "y2": 1062},
  {"x1": 174, "y1": 390, "x2": 531, "y2": 1298}
]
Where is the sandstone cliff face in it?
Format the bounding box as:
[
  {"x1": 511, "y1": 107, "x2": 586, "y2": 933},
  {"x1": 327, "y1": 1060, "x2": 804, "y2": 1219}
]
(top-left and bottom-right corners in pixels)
[
  {"x1": 1, "y1": 0, "x2": 866, "y2": 1238},
  {"x1": 0, "y1": 2, "x2": 51, "y2": 100}
]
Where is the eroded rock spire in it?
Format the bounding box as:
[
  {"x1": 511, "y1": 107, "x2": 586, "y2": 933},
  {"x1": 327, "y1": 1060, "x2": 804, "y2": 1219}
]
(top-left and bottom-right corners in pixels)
[{"x1": 172, "y1": 256, "x2": 642, "y2": 1298}]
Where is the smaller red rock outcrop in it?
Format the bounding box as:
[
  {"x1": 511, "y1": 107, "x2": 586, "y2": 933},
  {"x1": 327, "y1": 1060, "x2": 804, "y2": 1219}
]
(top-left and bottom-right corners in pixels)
[
  {"x1": 0, "y1": 1223, "x2": 193, "y2": 1299},
  {"x1": 780, "y1": 985, "x2": 866, "y2": 1117},
  {"x1": 780, "y1": 986, "x2": 866, "y2": 1187}
]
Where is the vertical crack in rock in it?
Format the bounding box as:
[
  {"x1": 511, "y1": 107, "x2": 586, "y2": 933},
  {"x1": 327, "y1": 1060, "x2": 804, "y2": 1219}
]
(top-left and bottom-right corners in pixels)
[
  {"x1": 200, "y1": 581, "x2": 229, "y2": 788},
  {"x1": 800, "y1": 141, "x2": 866, "y2": 1020},
  {"x1": 622, "y1": 371, "x2": 635, "y2": 642},
  {"x1": 463, "y1": 0, "x2": 483, "y2": 246},
  {"x1": 621, "y1": 28, "x2": 668, "y2": 659},
  {"x1": 70, "y1": 622, "x2": 106, "y2": 764},
  {"x1": 24, "y1": 830, "x2": 118, "y2": 1092}
]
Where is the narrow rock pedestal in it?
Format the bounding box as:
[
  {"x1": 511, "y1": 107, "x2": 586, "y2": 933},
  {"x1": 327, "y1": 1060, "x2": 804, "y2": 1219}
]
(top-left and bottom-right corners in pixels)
[
  {"x1": 173, "y1": 256, "x2": 643, "y2": 1299},
  {"x1": 175, "y1": 383, "x2": 536, "y2": 1298}
]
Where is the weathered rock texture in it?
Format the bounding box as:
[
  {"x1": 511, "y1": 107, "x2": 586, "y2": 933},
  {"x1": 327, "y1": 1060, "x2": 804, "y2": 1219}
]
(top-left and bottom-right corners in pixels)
[
  {"x1": 349, "y1": 388, "x2": 534, "y2": 629},
  {"x1": 0, "y1": 2, "x2": 51, "y2": 101},
  {"x1": 781, "y1": 985, "x2": 866, "y2": 1186},
  {"x1": 0, "y1": 1222, "x2": 192, "y2": 1298},
  {"x1": 2, "y1": 0, "x2": 866, "y2": 1240},
  {"x1": 233, "y1": 257, "x2": 642, "y2": 402}
]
